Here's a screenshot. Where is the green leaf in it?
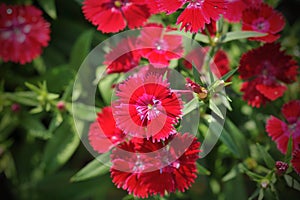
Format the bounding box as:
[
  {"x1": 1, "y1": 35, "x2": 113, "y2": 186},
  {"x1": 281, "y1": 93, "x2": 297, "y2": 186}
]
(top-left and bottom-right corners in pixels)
[
  {"x1": 0, "y1": 112, "x2": 18, "y2": 141},
  {"x1": 284, "y1": 136, "x2": 293, "y2": 163},
  {"x1": 41, "y1": 117, "x2": 80, "y2": 173},
  {"x1": 192, "y1": 65, "x2": 203, "y2": 85},
  {"x1": 167, "y1": 31, "x2": 209, "y2": 43},
  {"x1": 196, "y1": 163, "x2": 211, "y2": 175},
  {"x1": 221, "y1": 67, "x2": 238, "y2": 81},
  {"x1": 182, "y1": 97, "x2": 199, "y2": 116},
  {"x1": 69, "y1": 30, "x2": 94, "y2": 71},
  {"x1": 71, "y1": 103, "x2": 100, "y2": 121},
  {"x1": 258, "y1": 188, "x2": 264, "y2": 200},
  {"x1": 209, "y1": 99, "x2": 224, "y2": 119},
  {"x1": 194, "y1": 33, "x2": 210, "y2": 43},
  {"x1": 222, "y1": 165, "x2": 238, "y2": 182},
  {"x1": 220, "y1": 31, "x2": 267, "y2": 43},
  {"x1": 224, "y1": 119, "x2": 249, "y2": 159},
  {"x1": 256, "y1": 144, "x2": 275, "y2": 169},
  {"x1": 220, "y1": 128, "x2": 240, "y2": 158},
  {"x1": 71, "y1": 153, "x2": 110, "y2": 182},
  {"x1": 21, "y1": 116, "x2": 52, "y2": 140},
  {"x1": 37, "y1": 0, "x2": 57, "y2": 19},
  {"x1": 284, "y1": 175, "x2": 300, "y2": 191}
]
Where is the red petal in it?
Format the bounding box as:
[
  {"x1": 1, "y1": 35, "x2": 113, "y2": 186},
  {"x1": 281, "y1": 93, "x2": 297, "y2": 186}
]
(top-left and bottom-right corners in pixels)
[
  {"x1": 291, "y1": 149, "x2": 300, "y2": 174},
  {"x1": 177, "y1": 7, "x2": 208, "y2": 33},
  {"x1": 123, "y1": 4, "x2": 151, "y2": 29},
  {"x1": 256, "y1": 84, "x2": 286, "y2": 101},
  {"x1": 281, "y1": 100, "x2": 300, "y2": 124}
]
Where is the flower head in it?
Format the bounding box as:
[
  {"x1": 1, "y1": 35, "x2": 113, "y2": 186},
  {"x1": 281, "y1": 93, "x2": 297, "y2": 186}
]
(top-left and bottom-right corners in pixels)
[
  {"x1": 82, "y1": 0, "x2": 152, "y2": 33},
  {"x1": 110, "y1": 133, "x2": 201, "y2": 198},
  {"x1": 104, "y1": 37, "x2": 141, "y2": 74},
  {"x1": 158, "y1": 0, "x2": 227, "y2": 33},
  {"x1": 275, "y1": 161, "x2": 288, "y2": 176},
  {"x1": 242, "y1": 3, "x2": 285, "y2": 43},
  {"x1": 113, "y1": 73, "x2": 182, "y2": 141},
  {"x1": 224, "y1": 0, "x2": 262, "y2": 22},
  {"x1": 238, "y1": 43, "x2": 298, "y2": 107},
  {"x1": 0, "y1": 3, "x2": 50, "y2": 64},
  {"x1": 266, "y1": 100, "x2": 300, "y2": 154},
  {"x1": 89, "y1": 107, "x2": 126, "y2": 153},
  {"x1": 137, "y1": 23, "x2": 183, "y2": 67}
]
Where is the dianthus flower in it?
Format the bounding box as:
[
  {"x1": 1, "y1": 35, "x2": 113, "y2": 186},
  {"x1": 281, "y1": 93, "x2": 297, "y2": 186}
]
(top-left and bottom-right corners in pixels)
[
  {"x1": 89, "y1": 107, "x2": 126, "y2": 153},
  {"x1": 110, "y1": 133, "x2": 200, "y2": 198},
  {"x1": 242, "y1": 3, "x2": 285, "y2": 43},
  {"x1": 137, "y1": 23, "x2": 183, "y2": 67},
  {"x1": 82, "y1": 0, "x2": 152, "y2": 33},
  {"x1": 104, "y1": 37, "x2": 141, "y2": 74},
  {"x1": 238, "y1": 43, "x2": 298, "y2": 107},
  {"x1": 157, "y1": 0, "x2": 227, "y2": 33},
  {"x1": 112, "y1": 73, "x2": 182, "y2": 141},
  {"x1": 0, "y1": 3, "x2": 50, "y2": 64}
]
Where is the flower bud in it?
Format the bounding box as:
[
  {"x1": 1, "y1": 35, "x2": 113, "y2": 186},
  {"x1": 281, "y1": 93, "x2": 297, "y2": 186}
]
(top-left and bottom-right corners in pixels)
[{"x1": 275, "y1": 161, "x2": 288, "y2": 176}]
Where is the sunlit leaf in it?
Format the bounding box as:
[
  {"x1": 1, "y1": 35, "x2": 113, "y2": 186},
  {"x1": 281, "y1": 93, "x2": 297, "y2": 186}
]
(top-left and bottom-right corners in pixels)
[
  {"x1": 71, "y1": 152, "x2": 110, "y2": 182},
  {"x1": 37, "y1": 0, "x2": 57, "y2": 19},
  {"x1": 220, "y1": 31, "x2": 267, "y2": 43}
]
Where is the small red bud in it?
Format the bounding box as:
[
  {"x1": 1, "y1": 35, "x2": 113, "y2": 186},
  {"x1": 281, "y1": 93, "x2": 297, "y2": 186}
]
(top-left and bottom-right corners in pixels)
[
  {"x1": 56, "y1": 101, "x2": 66, "y2": 111},
  {"x1": 11, "y1": 103, "x2": 21, "y2": 113}
]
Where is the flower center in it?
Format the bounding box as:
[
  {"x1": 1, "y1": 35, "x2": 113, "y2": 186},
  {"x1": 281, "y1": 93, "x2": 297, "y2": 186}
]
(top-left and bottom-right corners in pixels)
[
  {"x1": 188, "y1": 0, "x2": 204, "y2": 8},
  {"x1": 114, "y1": 0, "x2": 122, "y2": 8},
  {"x1": 154, "y1": 39, "x2": 168, "y2": 51},
  {"x1": 136, "y1": 94, "x2": 162, "y2": 123},
  {"x1": 252, "y1": 18, "x2": 270, "y2": 32}
]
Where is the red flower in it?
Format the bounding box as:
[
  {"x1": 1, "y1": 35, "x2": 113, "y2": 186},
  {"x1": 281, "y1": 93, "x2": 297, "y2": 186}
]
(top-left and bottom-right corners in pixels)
[
  {"x1": 292, "y1": 149, "x2": 300, "y2": 174},
  {"x1": 137, "y1": 23, "x2": 183, "y2": 67},
  {"x1": 242, "y1": 3, "x2": 285, "y2": 43},
  {"x1": 0, "y1": 4, "x2": 50, "y2": 64},
  {"x1": 224, "y1": 0, "x2": 262, "y2": 22},
  {"x1": 211, "y1": 49, "x2": 231, "y2": 79},
  {"x1": 82, "y1": 0, "x2": 151, "y2": 33},
  {"x1": 110, "y1": 133, "x2": 201, "y2": 198},
  {"x1": 113, "y1": 73, "x2": 182, "y2": 141},
  {"x1": 266, "y1": 100, "x2": 300, "y2": 154},
  {"x1": 201, "y1": 20, "x2": 217, "y2": 37},
  {"x1": 183, "y1": 47, "x2": 230, "y2": 79},
  {"x1": 104, "y1": 37, "x2": 141, "y2": 74},
  {"x1": 238, "y1": 43, "x2": 298, "y2": 107},
  {"x1": 89, "y1": 107, "x2": 126, "y2": 153},
  {"x1": 158, "y1": 0, "x2": 227, "y2": 33}
]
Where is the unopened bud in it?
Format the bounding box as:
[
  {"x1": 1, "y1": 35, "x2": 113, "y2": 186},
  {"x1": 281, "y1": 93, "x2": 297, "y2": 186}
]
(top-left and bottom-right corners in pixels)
[
  {"x1": 275, "y1": 161, "x2": 288, "y2": 176},
  {"x1": 11, "y1": 103, "x2": 21, "y2": 113},
  {"x1": 260, "y1": 179, "x2": 269, "y2": 189},
  {"x1": 186, "y1": 78, "x2": 208, "y2": 100},
  {"x1": 56, "y1": 101, "x2": 66, "y2": 111}
]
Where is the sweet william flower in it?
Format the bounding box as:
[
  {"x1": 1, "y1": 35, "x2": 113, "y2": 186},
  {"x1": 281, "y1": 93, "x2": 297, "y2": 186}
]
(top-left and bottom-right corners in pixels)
[
  {"x1": 157, "y1": 0, "x2": 227, "y2": 33},
  {"x1": 224, "y1": 0, "x2": 262, "y2": 22},
  {"x1": 242, "y1": 3, "x2": 285, "y2": 43},
  {"x1": 266, "y1": 100, "x2": 300, "y2": 154},
  {"x1": 137, "y1": 23, "x2": 183, "y2": 67},
  {"x1": 82, "y1": 0, "x2": 152, "y2": 33},
  {"x1": 110, "y1": 133, "x2": 201, "y2": 198},
  {"x1": 238, "y1": 43, "x2": 298, "y2": 107},
  {"x1": 112, "y1": 73, "x2": 182, "y2": 141},
  {"x1": 0, "y1": 3, "x2": 50, "y2": 64},
  {"x1": 89, "y1": 107, "x2": 126, "y2": 153},
  {"x1": 104, "y1": 37, "x2": 141, "y2": 74}
]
